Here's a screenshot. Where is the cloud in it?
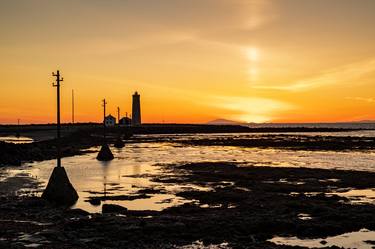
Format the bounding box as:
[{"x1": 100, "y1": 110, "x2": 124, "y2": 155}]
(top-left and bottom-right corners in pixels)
[
  {"x1": 251, "y1": 58, "x2": 375, "y2": 91},
  {"x1": 210, "y1": 96, "x2": 295, "y2": 123},
  {"x1": 345, "y1": 97, "x2": 375, "y2": 103}
]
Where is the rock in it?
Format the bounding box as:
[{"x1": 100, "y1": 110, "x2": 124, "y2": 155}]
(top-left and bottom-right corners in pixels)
[
  {"x1": 102, "y1": 204, "x2": 128, "y2": 214},
  {"x1": 65, "y1": 208, "x2": 90, "y2": 216},
  {"x1": 96, "y1": 144, "x2": 114, "y2": 161},
  {"x1": 113, "y1": 137, "x2": 125, "y2": 148},
  {"x1": 88, "y1": 198, "x2": 101, "y2": 206},
  {"x1": 320, "y1": 240, "x2": 328, "y2": 245},
  {"x1": 42, "y1": 167, "x2": 79, "y2": 206}
]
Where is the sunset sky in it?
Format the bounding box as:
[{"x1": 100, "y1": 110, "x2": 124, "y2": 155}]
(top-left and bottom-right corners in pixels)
[{"x1": 1, "y1": 0, "x2": 375, "y2": 124}]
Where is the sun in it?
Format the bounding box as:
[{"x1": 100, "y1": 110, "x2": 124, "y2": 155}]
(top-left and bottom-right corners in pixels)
[{"x1": 246, "y1": 47, "x2": 259, "y2": 62}]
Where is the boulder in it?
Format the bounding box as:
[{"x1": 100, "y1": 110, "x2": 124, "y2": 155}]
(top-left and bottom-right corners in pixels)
[
  {"x1": 102, "y1": 204, "x2": 128, "y2": 214},
  {"x1": 113, "y1": 137, "x2": 125, "y2": 148}
]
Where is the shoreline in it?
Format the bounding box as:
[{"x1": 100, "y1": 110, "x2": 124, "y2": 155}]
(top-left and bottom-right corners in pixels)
[
  {"x1": 1, "y1": 162, "x2": 375, "y2": 248},
  {"x1": 2, "y1": 127, "x2": 375, "y2": 166}
]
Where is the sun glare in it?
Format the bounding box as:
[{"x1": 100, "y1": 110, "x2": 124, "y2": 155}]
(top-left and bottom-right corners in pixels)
[{"x1": 246, "y1": 47, "x2": 259, "y2": 62}]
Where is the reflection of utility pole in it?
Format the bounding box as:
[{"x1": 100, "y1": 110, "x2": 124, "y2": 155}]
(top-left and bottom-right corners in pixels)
[
  {"x1": 52, "y1": 70, "x2": 63, "y2": 168},
  {"x1": 102, "y1": 99, "x2": 107, "y2": 139},
  {"x1": 104, "y1": 176, "x2": 107, "y2": 198},
  {"x1": 72, "y1": 89, "x2": 75, "y2": 124}
]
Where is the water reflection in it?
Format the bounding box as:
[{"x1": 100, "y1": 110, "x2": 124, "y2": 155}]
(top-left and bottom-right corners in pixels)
[
  {"x1": 2, "y1": 134, "x2": 375, "y2": 212},
  {"x1": 331, "y1": 188, "x2": 375, "y2": 205},
  {"x1": 0, "y1": 136, "x2": 33, "y2": 144},
  {"x1": 269, "y1": 229, "x2": 375, "y2": 249}
]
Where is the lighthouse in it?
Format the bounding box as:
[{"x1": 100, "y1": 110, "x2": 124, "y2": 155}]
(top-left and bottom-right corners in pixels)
[{"x1": 132, "y1": 91, "x2": 141, "y2": 126}]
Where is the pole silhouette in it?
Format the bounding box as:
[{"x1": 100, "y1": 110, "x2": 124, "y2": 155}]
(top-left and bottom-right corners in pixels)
[
  {"x1": 52, "y1": 70, "x2": 63, "y2": 168},
  {"x1": 97, "y1": 98, "x2": 114, "y2": 161},
  {"x1": 117, "y1": 107, "x2": 120, "y2": 125},
  {"x1": 102, "y1": 99, "x2": 107, "y2": 139},
  {"x1": 42, "y1": 70, "x2": 78, "y2": 205},
  {"x1": 72, "y1": 89, "x2": 75, "y2": 124}
]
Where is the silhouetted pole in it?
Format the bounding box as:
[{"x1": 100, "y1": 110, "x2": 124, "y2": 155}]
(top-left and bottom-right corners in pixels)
[
  {"x1": 52, "y1": 70, "x2": 63, "y2": 168},
  {"x1": 117, "y1": 107, "x2": 120, "y2": 125},
  {"x1": 102, "y1": 99, "x2": 107, "y2": 139},
  {"x1": 72, "y1": 89, "x2": 75, "y2": 124},
  {"x1": 42, "y1": 70, "x2": 78, "y2": 206},
  {"x1": 16, "y1": 119, "x2": 20, "y2": 138},
  {"x1": 97, "y1": 98, "x2": 114, "y2": 160}
]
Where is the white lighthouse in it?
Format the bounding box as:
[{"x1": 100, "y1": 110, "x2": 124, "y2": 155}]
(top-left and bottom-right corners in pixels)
[{"x1": 132, "y1": 91, "x2": 141, "y2": 126}]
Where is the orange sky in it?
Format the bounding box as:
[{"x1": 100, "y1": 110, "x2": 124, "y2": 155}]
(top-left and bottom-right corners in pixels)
[{"x1": 1, "y1": 0, "x2": 375, "y2": 124}]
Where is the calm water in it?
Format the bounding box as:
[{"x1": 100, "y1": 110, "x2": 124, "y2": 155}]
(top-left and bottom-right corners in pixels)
[
  {"x1": 0, "y1": 135, "x2": 33, "y2": 144},
  {"x1": 270, "y1": 229, "x2": 375, "y2": 249},
  {"x1": 2, "y1": 132, "x2": 375, "y2": 213}
]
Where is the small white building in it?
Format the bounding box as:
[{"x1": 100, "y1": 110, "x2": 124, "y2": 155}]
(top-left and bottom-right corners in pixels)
[{"x1": 104, "y1": 115, "x2": 116, "y2": 127}]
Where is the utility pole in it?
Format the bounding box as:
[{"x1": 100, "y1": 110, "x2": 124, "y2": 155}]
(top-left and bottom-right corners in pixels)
[
  {"x1": 52, "y1": 70, "x2": 63, "y2": 168},
  {"x1": 102, "y1": 99, "x2": 107, "y2": 138},
  {"x1": 42, "y1": 70, "x2": 78, "y2": 206},
  {"x1": 72, "y1": 89, "x2": 75, "y2": 124},
  {"x1": 16, "y1": 118, "x2": 20, "y2": 138},
  {"x1": 97, "y1": 98, "x2": 114, "y2": 160},
  {"x1": 117, "y1": 107, "x2": 120, "y2": 125}
]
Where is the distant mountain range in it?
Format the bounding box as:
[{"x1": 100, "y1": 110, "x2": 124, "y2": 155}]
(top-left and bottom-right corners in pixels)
[
  {"x1": 206, "y1": 119, "x2": 245, "y2": 125},
  {"x1": 352, "y1": 120, "x2": 375, "y2": 123},
  {"x1": 206, "y1": 119, "x2": 375, "y2": 125}
]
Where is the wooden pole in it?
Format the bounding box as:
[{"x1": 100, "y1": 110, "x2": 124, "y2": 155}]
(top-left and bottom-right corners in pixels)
[
  {"x1": 117, "y1": 107, "x2": 120, "y2": 125},
  {"x1": 72, "y1": 89, "x2": 75, "y2": 124},
  {"x1": 52, "y1": 70, "x2": 63, "y2": 168},
  {"x1": 102, "y1": 99, "x2": 107, "y2": 139}
]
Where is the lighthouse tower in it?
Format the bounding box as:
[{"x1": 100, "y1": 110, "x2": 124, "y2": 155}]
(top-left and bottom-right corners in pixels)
[{"x1": 132, "y1": 91, "x2": 141, "y2": 126}]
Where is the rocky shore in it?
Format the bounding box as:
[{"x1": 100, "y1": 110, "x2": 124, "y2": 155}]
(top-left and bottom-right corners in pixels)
[
  {"x1": 0, "y1": 126, "x2": 364, "y2": 166},
  {"x1": 180, "y1": 134, "x2": 375, "y2": 151},
  {"x1": 0, "y1": 130, "x2": 103, "y2": 166},
  {"x1": 1, "y1": 162, "x2": 375, "y2": 248}
]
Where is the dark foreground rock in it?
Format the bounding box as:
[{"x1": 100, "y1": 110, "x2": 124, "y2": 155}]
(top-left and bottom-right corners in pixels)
[
  {"x1": 0, "y1": 130, "x2": 103, "y2": 166},
  {"x1": 2, "y1": 162, "x2": 375, "y2": 248},
  {"x1": 102, "y1": 204, "x2": 128, "y2": 214}
]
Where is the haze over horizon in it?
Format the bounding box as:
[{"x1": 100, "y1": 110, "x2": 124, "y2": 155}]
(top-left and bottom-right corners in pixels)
[{"x1": 1, "y1": 0, "x2": 375, "y2": 124}]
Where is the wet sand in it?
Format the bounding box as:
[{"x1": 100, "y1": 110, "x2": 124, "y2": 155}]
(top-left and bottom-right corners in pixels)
[{"x1": 1, "y1": 162, "x2": 375, "y2": 248}]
